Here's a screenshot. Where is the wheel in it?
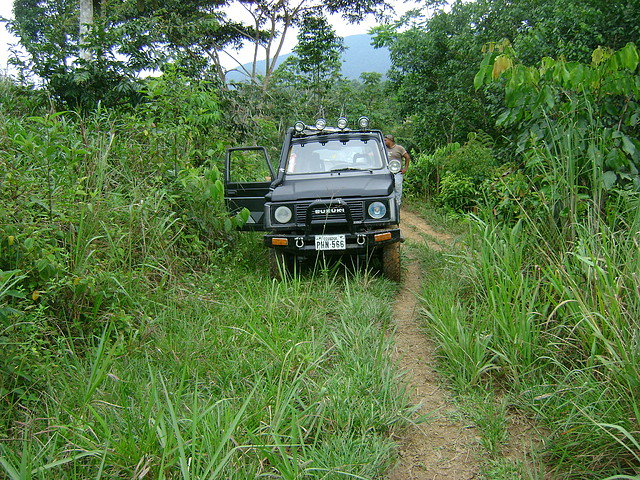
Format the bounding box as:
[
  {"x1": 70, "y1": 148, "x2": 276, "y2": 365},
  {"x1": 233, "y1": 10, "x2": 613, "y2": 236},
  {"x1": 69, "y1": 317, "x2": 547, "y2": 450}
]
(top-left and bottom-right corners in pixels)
[
  {"x1": 382, "y1": 242, "x2": 401, "y2": 282},
  {"x1": 269, "y1": 249, "x2": 293, "y2": 280}
]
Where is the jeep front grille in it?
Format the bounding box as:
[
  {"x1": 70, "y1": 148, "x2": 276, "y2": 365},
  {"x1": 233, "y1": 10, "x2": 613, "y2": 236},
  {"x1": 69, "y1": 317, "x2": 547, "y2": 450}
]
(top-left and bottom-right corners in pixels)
[{"x1": 295, "y1": 201, "x2": 364, "y2": 223}]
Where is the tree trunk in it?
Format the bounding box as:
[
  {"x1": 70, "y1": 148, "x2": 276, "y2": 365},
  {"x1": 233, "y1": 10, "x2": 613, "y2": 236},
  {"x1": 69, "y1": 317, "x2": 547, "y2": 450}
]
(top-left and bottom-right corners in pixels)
[{"x1": 79, "y1": 0, "x2": 93, "y2": 61}]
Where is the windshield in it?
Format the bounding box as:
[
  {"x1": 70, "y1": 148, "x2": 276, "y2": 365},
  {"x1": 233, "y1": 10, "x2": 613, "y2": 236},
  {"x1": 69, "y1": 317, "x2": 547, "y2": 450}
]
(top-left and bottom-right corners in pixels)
[{"x1": 286, "y1": 138, "x2": 384, "y2": 174}]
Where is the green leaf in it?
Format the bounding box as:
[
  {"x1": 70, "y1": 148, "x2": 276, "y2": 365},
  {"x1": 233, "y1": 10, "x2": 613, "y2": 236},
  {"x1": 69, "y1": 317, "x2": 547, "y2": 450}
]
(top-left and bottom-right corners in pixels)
[
  {"x1": 602, "y1": 170, "x2": 617, "y2": 190},
  {"x1": 567, "y1": 63, "x2": 587, "y2": 88},
  {"x1": 534, "y1": 85, "x2": 555, "y2": 111},
  {"x1": 621, "y1": 134, "x2": 637, "y2": 157},
  {"x1": 606, "y1": 148, "x2": 627, "y2": 170},
  {"x1": 474, "y1": 69, "x2": 486, "y2": 91},
  {"x1": 0, "y1": 456, "x2": 20, "y2": 480},
  {"x1": 236, "y1": 208, "x2": 250, "y2": 226},
  {"x1": 496, "y1": 109, "x2": 511, "y2": 126},
  {"x1": 214, "y1": 180, "x2": 224, "y2": 201},
  {"x1": 474, "y1": 53, "x2": 493, "y2": 90},
  {"x1": 617, "y1": 43, "x2": 639, "y2": 71}
]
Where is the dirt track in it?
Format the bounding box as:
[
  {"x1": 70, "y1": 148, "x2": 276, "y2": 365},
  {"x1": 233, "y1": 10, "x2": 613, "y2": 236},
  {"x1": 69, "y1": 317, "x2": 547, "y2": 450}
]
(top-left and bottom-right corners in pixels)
[{"x1": 387, "y1": 209, "x2": 480, "y2": 479}]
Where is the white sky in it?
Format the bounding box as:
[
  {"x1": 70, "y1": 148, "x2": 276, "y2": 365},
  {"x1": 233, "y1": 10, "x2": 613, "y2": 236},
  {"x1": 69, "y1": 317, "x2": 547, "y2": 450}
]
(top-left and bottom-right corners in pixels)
[
  {"x1": 223, "y1": 4, "x2": 377, "y2": 69},
  {"x1": 0, "y1": 1, "x2": 16, "y2": 75},
  {"x1": 0, "y1": 1, "x2": 422, "y2": 76}
]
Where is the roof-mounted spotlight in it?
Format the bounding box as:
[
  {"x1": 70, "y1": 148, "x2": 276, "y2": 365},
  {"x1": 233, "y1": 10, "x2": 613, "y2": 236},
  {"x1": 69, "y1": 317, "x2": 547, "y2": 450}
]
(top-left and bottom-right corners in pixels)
[
  {"x1": 315, "y1": 118, "x2": 327, "y2": 130},
  {"x1": 358, "y1": 116, "x2": 370, "y2": 129},
  {"x1": 294, "y1": 121, "x2": 306, "y2": 133},
  {"x1": 337, "y1": 117, "x2": 348, "y2": 130}
]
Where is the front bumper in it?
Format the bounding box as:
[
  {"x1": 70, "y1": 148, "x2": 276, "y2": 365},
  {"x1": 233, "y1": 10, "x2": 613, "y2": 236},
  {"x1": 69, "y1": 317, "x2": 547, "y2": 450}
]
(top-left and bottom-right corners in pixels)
[{"x1": 264, "y1": 227, "x2": 402, "y2": 255}]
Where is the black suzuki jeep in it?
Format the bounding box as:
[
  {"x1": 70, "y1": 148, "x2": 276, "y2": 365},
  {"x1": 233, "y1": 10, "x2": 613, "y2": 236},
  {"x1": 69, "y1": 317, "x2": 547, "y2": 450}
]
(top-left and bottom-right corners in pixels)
[{"x1": 224, "y1": 117, "x2": 403, "y2": 280}]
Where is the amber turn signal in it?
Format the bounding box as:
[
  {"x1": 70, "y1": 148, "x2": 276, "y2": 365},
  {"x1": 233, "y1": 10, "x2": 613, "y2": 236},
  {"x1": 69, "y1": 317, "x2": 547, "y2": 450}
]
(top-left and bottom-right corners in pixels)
[{"x1": 374, "y1": 232, "x2": 392, "y2": 242}]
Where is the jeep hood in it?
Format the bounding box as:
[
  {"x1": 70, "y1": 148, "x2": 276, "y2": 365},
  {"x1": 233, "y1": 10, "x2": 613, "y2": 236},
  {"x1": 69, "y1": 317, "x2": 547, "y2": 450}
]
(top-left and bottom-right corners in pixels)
[{"x1": 270, "y1": 173, "x2": 394, "y2": 202}]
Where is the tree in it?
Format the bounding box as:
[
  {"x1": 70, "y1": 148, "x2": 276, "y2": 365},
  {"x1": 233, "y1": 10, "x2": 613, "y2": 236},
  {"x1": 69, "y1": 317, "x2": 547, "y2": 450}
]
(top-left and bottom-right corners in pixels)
[
  {"x1": 286, "y1": 13, "x2": 344, "y2": 102},
  {"x1": 230, "y1": 0, "x2": 391, "y2": 91},
  {"x1": 112, "y1": 0, "x2": 257, "y2": 82},
  {"x1": 7, "y1": 0, "x2": 257, "y2": 105},
  {"x1": 9, "y1": 0, "x2": 391, "y2": 103},
  {"x1": 373, "y1": 0, "x2": 640, "y2": 151},
  {"x1": 78, "y1": 0, "x2": 92, "y2": 61},
  {"x1": 374, "y1": 2, "x2": 497, "y2": 150},
  {"x1": 10, "y1": 0, "x2": 78, "y2": 81},
  {"x1": 476, "y1": 41, "x2": 640, "y2": 194}
]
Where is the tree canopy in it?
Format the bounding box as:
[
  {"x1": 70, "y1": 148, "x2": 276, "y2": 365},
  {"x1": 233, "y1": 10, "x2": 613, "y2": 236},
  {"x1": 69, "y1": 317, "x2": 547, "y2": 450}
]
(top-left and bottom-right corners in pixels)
[
  {"x1": 375, "y1": 0, "x2": 640, "y2": 151},
  {"x1": 7, "y1": 0, "x2": 392, "y2": 106}
]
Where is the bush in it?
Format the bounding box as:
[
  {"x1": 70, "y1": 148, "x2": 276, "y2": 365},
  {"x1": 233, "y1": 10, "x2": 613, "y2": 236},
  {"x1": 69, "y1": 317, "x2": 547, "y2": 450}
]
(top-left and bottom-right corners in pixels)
[
  {"x1": 445, "y1": 132, "x2": 497, "y2": 181},
  {"x1": 436, "y1": 172, "x2": 478, "y2": 211},
  {"x1": 0, "y1": 75, "x2": 49, "y2": 118},
  {"x1": 406, "y1": 134, "x2": 497, "y2": 212},
  {"x1": 0, "y1": 78, "x2": 252, "y2": 407},
  {"x1": 404, "y1": 143, "x2": 460, "y2": 199}
]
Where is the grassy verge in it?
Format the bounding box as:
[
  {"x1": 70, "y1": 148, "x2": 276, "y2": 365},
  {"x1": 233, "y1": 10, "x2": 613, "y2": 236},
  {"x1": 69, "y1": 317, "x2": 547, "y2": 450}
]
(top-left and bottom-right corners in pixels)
[
  {"x1": 414, "y1": 207, "x2": 640, "y2": 479},
  {"x1": 1, "y1": 234, "x2": 412, "y2": 478},
  {"x1": 404, "y1": 198, "x2": 468, "y2": 237},
  {"x1": 0, "y1": 96, "x2": 412, "y2": 478}
]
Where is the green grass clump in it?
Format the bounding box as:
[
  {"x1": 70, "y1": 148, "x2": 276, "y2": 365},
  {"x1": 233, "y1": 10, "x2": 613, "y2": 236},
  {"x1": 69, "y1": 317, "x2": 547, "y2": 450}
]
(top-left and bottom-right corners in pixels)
[
  {"x1": 415, "y1": 202, "x2": 640, "y2": 478},
  {"x1": 1, "y1": 254, "x2": 411, "y2": 478},
  {"x1": 1, "y1": 81, "x2": 412, "y2": 478}
]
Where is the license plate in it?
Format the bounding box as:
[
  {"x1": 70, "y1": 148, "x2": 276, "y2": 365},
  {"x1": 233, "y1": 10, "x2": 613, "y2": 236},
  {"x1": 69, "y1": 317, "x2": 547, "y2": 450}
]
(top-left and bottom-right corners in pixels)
[{"x1": 315, "y1": 234, "x2": 346, "y2": 251}]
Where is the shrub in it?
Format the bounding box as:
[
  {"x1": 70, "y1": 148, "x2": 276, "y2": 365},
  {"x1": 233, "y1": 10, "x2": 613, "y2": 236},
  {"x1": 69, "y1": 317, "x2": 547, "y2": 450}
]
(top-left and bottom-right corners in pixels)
[
  {"x1": 405, "y1": 134, "x2": 498, "y2": 213},
  {"x1": 0, "y1": 75, "x2": 49, "y2": 118},
  {"x1": 0, "y1": 79, "x2": 251, "y2": 407},
  {"x1": 404, "y1": 143, "x2": 460, "y2": 199},
  {"x1": 436, "y1": 172, "x2": 478, "y2": 211}
]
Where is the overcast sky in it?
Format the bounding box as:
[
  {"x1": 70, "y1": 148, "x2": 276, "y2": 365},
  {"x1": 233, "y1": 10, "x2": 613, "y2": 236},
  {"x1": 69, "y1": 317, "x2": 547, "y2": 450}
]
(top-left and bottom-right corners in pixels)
[
  {"x1": 0, "y1": 1, "x2": 16, "y2": 75},
  {"x1": 0, "y1": 1, "x2": 421, "y2": 76}
]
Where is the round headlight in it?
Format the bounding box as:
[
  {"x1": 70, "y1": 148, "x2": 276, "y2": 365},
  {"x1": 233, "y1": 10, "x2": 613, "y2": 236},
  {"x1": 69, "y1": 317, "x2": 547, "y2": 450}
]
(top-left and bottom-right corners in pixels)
[
  {"x1": 388, "y1": 159, "x2": 402, "y2": 174},
  {"x1": 294, "y1": 121, "x2": 305, "y2": 132},
  {"x1": 337, "y1": 117, "x2": 348, "y2": 129},
  {"x1": 358, "y1": 116, "x2": 370, "y2": 129},
  {"x1": 368, "y1": 201, "x2": 387, "y2": 219},
  {"x1": 315, "y1": 118, "x2": 327, "y2": 130},
  {"x1": 274, "y1": 206, "x2": 293, "y2": 224}
]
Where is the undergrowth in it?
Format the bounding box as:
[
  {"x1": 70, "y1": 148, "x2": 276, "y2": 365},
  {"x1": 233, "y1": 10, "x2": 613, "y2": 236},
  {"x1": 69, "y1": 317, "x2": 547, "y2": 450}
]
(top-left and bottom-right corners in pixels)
[
  {"x1": 1, "y1": 74, "x2": 412, "y2": 478},
  {"x1": 1, "y1": 231, "x2": 412, "y2": 478},
  {"x1": 414, "y1": 43, "x2": 640, "y2": 480},
  {"x1": 415, "y1": 200, "x2": 640, "y2": 479}
]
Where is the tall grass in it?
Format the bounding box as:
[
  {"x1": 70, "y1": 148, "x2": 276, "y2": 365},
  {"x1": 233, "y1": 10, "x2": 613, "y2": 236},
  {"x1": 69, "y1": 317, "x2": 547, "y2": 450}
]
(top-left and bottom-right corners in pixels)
[
  {"x1": 1, "y1": 249, "x2": 411, "y2": 478},
  {"x1": 1, "y1": 79, "x2": 413, "y2": 478},
  {"x1": 417, "y1": 118, "x2": 640, "y2": 477}
]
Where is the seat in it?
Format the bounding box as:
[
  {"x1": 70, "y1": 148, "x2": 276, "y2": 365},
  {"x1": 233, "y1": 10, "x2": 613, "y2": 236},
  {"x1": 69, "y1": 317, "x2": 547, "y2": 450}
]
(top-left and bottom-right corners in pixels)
[
  {"x1": 306, "y1": 152, "x2": 324, "y2": 172},
  {"x1": 353, "y1": 154, "x2": 369, "y2": 165}
]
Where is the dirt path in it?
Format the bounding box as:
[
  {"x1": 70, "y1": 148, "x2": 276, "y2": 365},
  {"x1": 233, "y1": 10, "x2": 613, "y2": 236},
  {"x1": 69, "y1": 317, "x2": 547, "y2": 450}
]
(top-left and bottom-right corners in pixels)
[{"x1": 386, "y1": 209, "x2": 480, "y2": 480}]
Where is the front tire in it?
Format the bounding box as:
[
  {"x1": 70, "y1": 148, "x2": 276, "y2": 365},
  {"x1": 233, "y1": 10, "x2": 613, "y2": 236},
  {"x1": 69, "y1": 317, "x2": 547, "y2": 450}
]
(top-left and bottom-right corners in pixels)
[
  {"x1": 382, "y1": 242, "x2": 401, "y2": 282},
  {"x1": 269, "y1": 249, "x2": 293, "y2": 280}
]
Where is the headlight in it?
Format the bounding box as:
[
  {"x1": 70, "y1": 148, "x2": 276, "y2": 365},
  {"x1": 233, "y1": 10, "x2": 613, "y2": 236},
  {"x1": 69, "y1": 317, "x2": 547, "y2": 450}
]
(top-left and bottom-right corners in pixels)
[
  {"x1": 337, "y1": 117, "x2": 348, "y2": 129},
  {"x1": 274, "y1": 206, "x2": 293, "y2": 223},
  {"x1": 358, "y1": 116, "x2": 369, "y2": 129},
  {"x1": 294, "y1": 121, "x2": 305, "y2": 132},
  {"x1": 368, "y1": 201, "x2": 387, "y2": 219},
  {"x1": 315, "y1": 118, "x2": 326, "y2": 130},
  {"x1": 388, "y1": 159, "x2": 402, "y2": 173}
]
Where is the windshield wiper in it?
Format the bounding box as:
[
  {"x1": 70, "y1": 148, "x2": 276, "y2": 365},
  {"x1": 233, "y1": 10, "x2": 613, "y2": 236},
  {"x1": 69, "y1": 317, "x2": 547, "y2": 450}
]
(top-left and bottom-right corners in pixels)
[{"x1": 330, "y1": 167, "x2": 364, "y2": 172}]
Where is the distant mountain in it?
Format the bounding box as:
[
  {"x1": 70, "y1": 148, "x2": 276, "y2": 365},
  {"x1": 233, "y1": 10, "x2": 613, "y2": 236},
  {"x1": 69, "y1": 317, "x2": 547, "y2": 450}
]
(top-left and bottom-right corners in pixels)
[
  {"x1": 225, "y1": 34, "x2": 391, "y2": 83},
  {"x1": 339, "y1": 34, "x2": 392, "y2": 79}
]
